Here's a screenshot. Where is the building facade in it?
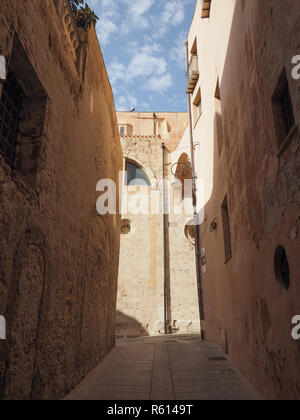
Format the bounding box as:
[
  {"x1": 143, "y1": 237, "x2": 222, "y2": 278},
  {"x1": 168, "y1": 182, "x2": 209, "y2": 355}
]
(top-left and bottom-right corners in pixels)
[
  {"x1": 184, "y1": 0, "x2": 300, "y2": 399},
  {"x1": 0, "y1": 0, "x2": 122, "y2": 400},
  {"x1": 116, "y1": 112, "x2": 201, "y2": 337}
]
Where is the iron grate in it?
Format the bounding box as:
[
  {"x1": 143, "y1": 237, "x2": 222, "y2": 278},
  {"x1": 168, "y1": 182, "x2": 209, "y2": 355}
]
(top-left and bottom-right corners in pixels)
[{"x1": 0, "y1": 71, "x2": 25, "y2": 167}]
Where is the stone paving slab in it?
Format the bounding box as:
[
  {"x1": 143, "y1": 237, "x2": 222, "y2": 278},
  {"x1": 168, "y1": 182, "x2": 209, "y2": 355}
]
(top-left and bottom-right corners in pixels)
[{"x1": 65, "y1": 335, "x2": 262, "y2": 401}]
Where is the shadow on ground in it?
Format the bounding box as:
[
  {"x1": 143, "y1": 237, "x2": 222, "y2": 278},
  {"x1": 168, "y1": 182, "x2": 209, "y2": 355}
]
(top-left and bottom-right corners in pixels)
[{"x1": 115, "y1": 310, "x2": 149, "y2": 338}]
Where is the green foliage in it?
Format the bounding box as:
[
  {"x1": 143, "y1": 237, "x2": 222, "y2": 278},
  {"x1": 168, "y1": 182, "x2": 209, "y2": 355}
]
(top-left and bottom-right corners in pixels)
[{"x1": 70, "y1": 0, "x2": 99, "y2": 31}]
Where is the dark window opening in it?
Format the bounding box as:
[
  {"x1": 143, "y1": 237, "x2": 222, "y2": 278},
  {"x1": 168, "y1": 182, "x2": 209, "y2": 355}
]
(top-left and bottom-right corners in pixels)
[
  {"x1": 221, "y1": 195, "x2": 232, "y2": 262},
  {"x1": 0, "y1": 34, "x2": 47, "y2": 186},
  {"x1": 190, "y1": 37, "x2": 197, "y2": 55},
  {"x1": 193, "y1": 88, "x2": 202, "y2": 126},
  {"x1": 214, "y1": 79, "x2": 223, "y2": 157},
  {"x1": 274, "y1": 246, "x2": 290, "y2": 291},
  {"x1": 120, "y1": 126, "x2": 125, "y2": 135},
  {"x1": 272, "y1": 69, "x2": 295, "y2": 148},
  {"x1": 281, "y1": 85, "x2": 295, "y2": 134},
  {"x1": 0, "y1": 72, "x2": 25, "y2": 167},
  {"x1": 125, "y1": 160, "x2": 151, "y2": 186}
]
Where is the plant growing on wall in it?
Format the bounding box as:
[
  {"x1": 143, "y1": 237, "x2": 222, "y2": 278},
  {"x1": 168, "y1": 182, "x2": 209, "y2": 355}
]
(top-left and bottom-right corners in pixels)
[{"x1": 70, "y1": 0, "x2": 99, "y2": 31}]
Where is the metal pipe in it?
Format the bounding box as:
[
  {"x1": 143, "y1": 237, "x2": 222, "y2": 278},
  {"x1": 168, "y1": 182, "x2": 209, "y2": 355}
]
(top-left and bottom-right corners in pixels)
[
  {"x1": 185, "y1": 41, "x2": 205, "y2": 323},
  {"x1": 161, "y1": 142, "x2": 167, "y2": 334}
]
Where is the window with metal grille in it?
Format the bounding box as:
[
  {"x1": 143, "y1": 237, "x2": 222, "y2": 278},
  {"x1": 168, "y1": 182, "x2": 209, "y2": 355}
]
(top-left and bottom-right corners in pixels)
[
  {"x1": 0, "y1": 33, "x2": 47, "y2": 186},
  {"x1": 0, "y1": 72, "x2": 25, "y2": 167},
  {"x1": 272, "y1": 69, "x2": 295, "y2": 148}
]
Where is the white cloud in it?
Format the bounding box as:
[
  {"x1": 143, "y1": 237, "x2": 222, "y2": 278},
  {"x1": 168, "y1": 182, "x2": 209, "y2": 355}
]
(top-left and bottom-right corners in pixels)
[
  {"x1": 169, "y1": 31, "x2": 186, "y2": 68},
  {"x1": 146, "y1": 73, "x2": 173, "y2": 92},
  {"x1": 116, "y1": 94, "x2": 138, "y2": 111},
  {"x1": 153, "y1": 0, "x2": 186, "y2": 37},
  {"x1": 92, "y1": 0, "x2": 195, "y2": 110},
  {"x1": 108, "y1": 43, "x2": 168, "y2": 87},
  {"x1": 97, "y1": 19, "x2": 118, "y2": 45},
  {"x1": 108, "y1": 59, "x2": 126, "y2": 85}
]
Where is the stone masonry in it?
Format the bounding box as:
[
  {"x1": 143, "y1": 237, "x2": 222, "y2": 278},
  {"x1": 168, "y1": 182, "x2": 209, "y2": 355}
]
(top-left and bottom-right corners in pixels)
[
  {"x1": 0, "y1": 0, "x2": 122, "y2": 400},
  {"x1": 116, "y1": 113, "x2": 200, "y2": 338}
]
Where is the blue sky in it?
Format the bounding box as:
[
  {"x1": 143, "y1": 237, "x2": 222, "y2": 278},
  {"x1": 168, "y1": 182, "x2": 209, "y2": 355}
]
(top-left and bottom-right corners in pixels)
[{"x1": 89, "y1": 0, "x2": 196, "y2": 112}]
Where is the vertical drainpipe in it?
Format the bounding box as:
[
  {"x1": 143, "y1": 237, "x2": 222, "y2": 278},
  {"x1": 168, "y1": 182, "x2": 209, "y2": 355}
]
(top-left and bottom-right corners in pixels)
[
  {"x1": 185, "y1": 41, "x2": 205, "y2": 328},
  {"x1": 161, "y1": 142, "x2": 168, "y2": 335}
]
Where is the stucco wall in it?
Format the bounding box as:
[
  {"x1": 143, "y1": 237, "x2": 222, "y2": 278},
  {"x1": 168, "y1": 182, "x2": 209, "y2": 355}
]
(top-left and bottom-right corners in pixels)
[
  {"x1": 189, "y1": 0, "x2": 300, "y2": 400},
  {"x1": 0, "y1": 0, "x2": 122, "y2": 400}
]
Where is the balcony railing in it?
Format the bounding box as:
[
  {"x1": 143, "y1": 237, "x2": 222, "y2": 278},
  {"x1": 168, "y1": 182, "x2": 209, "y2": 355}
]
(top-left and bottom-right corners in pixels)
[
  {"x1": 201, "y1": 0, "x2": 212, "y2": 19},
  {"x1": 186, "y1": 55, "x2": 199, "y2": 94}
]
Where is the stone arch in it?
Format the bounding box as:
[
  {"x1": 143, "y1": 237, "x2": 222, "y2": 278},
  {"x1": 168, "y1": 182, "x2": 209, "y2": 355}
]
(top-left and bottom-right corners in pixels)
[
  {"x1": 124, "y1": 153, "x2": 158, "y2": 190},
  {"x1": 174, "y1": 153, "x2": 193, "y2": 201},
  {"x1": 4, "y1": 225, "x2": 48, "y2": 400}
]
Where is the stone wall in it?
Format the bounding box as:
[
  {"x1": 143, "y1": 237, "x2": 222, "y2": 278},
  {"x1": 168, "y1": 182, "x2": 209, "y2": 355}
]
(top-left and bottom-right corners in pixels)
[
  {"x1": 117, "y1": 112, "x2": 189, "y2": 152},
  {"x1": 189, "y1": 0, "x2": 300, "y2": 399},
  {"x1": 0, "y1": 0, "x2": 122, "y2": 400},
  {"x1": 116, "y1": 113, "x2": 200, "y2": 338}
]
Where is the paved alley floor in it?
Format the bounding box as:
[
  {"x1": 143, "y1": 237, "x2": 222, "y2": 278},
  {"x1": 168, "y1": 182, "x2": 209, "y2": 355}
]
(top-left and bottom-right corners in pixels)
[{"x1": 66, "y1": 335, "x2": 262, "y2": 400}]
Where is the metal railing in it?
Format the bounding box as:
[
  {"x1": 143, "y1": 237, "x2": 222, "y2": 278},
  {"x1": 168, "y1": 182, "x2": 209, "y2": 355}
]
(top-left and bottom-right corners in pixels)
[
  {"x1": 201, "y1": 0, "x2": 212, "y2": 19},
  {"x1": 186, "y1": 55, "x2": 199, "y2": 92}
]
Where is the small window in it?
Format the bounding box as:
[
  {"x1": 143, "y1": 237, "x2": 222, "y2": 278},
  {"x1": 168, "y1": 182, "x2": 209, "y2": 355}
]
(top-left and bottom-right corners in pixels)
[
  {"x1": 274, "y1": 246, "x2": 290, "y2": 291},
  {"x1": 214, "y1": 79, "x2": 223, "y2": 156},
  {"x1": 221, "y1": 195, "x2": 232, "y2": 262},
  {"x1": 125, "y1": 160, "x2": 151, "y2": 186},
  {"x1": 272, "y1": 69, "x2": 295, "y2": 148},
  {"x1": 193, "y1": 88, "x2": 202, "y2": 126},
  {"x1": 120, "y1": 126, "x2": 125, "y2": 135}
]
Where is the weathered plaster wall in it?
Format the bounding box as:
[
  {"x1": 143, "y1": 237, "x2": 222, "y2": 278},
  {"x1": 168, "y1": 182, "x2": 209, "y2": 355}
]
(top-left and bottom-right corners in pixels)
[
  {"x1": 116, "y1": 112, "x2": 200, "y2": 338},
  {"x1": 189, "y1": 0, "x2": 300, "y2": 400},
  {"x1": 117, "y1": 112, "x2": 189, "y2": 152},
  {"x1": 0, "y1": 0, "x2": 122, "y2": 400}
]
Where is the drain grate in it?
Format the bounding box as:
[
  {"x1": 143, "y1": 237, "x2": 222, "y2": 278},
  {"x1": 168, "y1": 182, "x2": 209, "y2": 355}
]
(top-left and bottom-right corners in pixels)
[{"x1": 208, "y1": 357, "x2": 228, "y2": 362}]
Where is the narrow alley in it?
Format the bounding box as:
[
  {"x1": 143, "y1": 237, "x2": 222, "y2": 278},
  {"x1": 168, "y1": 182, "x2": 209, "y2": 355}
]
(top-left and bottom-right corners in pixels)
[
  {"x1": 66, "y1": 335, "x2": 261, "y2": 401},
  {"x1": 1, "y1": 0, "x2": 300, "y2": 402}
]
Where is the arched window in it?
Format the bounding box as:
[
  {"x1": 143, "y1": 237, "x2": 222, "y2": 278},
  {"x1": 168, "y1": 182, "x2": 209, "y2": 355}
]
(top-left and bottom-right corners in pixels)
[{"x1": 125, "y1": 160, "x2": 151, "y2": 186}]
